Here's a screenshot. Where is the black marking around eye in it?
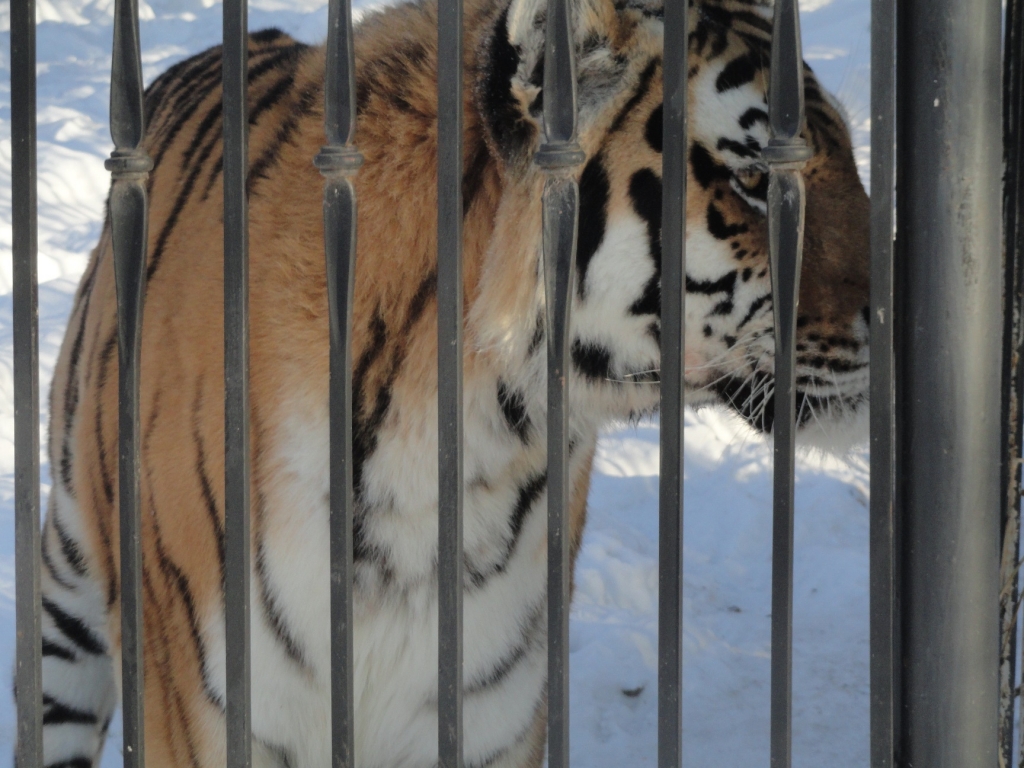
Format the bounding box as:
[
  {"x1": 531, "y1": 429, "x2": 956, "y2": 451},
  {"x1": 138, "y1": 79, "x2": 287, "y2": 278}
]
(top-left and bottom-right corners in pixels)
[
  {"x1": 627, "y1": 168, "x2": 663, "y2": 317},
  {"x1": 690, "y1": 143, "x2": 731, "y2": 189},
  {"x1": 577, "y1": 157, "x2": 611, "y2": 298},
  {"x1": 645, "y1": 104, "x2": 663, "y2": 153},
  {"x1": 479, "y1": 7, "x2": 536, "y2": 166},
  {"x1": 715, "y1": 54, "x2": 758, "y2": 92},
  {"x1": 707, "y1": 202, "x2": 749, "y2": 239},
  {"x1": 497, "y1": 381, "x2": 531, "y2": 443},
  {"x1": 717, "y1": 137, "x2": 759, "y2": 160},
  {"x1": 572, "y1": 340, "x2": 613, "y2": 381},
  {"x1": 739, "y1": 107, "x2": 770, "y2": 130}
]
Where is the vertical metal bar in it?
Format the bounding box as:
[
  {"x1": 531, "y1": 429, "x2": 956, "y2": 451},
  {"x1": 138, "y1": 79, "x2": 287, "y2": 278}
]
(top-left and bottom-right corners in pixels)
[
  {"x1": 869, "y1": 0, "x2": 898, "y2": 763},
  {"x1": 11, "y1": 0, "x2": 42, "y2": 763},
  {"x1": 1001, "y1": 1, "x2": 1024, "y2": 765},
  {"x1": 314, "y1": 0, "x2": 362, "y2": 762},
  {"x1": 105, "y1": 0, "x2": 153, "y2": 765},
  {"x1": 223, "y1": 0, "x2": 251, "y2": 765},
  {"x1": 534, "y1": 0, "x2": 585, "y2": 765},
  {"x1": 761, "y1": 2, "x2": 810, "y2": 767},
  {"x1": 895, "y1": 0, "x2": 1002, "y2": 763},
  {"x1": 658, "y1": 0, "x2": 687, "y2": 765},
  {"x1": 437, "y1": 0, "x2": 464, "y2": 762}
]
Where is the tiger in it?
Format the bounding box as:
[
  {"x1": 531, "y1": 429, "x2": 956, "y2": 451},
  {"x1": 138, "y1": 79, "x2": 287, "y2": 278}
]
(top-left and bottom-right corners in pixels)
[{"x1": 32, "y1": 0, "x2": 869, "y2": 764}]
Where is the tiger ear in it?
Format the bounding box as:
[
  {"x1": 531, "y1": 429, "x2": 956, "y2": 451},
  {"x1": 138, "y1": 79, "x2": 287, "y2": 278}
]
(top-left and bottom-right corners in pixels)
[{"x1": 475, "y1": 0, "x2": 632, "y2": 172}]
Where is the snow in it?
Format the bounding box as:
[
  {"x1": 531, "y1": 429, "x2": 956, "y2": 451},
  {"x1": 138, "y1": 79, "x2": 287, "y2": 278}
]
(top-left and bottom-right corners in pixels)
[{"x1": 0, "y1": 0, "x2": 873, "y2": 765}]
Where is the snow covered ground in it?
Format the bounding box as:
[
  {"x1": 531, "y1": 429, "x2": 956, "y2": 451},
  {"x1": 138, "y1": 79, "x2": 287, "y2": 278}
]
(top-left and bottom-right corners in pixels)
[{"x1": 0, "y1": 0, "x2": 873, "y2": 764}]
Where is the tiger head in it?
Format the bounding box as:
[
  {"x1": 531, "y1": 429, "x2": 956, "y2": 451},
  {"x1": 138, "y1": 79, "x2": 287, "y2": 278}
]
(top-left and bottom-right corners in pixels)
[{"x1": 471, "y1": 0, "x2": 869, "y2": 444}]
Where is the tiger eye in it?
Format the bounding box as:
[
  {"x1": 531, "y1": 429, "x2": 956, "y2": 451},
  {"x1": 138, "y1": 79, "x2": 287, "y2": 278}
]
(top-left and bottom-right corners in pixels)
[{"x1": 734, "y1": 167, "x2": 765, "y2": 191}]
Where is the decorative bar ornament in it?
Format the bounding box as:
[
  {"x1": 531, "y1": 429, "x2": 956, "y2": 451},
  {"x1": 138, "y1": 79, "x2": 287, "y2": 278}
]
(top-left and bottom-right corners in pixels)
[
  {"x1": 222, "y1": 0, "x2": 253, "y2": 766},
  {"x1": 104, "y1": 1, "x2": 154, "y2": 767},
  {"x1": 313, "y1": 0, "x2": 363, "y2": 763},
  {"x1": 11, "y1": 0, "x2": 43, "y2": 764},
  {"x1": 657, "y1": 0, "x2": 688, "y2": 765},
  {"x1": 762, "y1": 1, "x2": 809, "y2": 767},
  {"x1": 436, "y1": 0, "x2": 465, "y2": 763},
  {"x1": 533, "y1": 0, "x2": 585, "y2": 766}
]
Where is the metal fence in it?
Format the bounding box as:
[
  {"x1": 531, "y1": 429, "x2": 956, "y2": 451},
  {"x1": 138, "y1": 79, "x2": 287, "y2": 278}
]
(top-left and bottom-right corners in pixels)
[{"x1": 6, "y1": 0, "x2": 1018, "y2": 765}]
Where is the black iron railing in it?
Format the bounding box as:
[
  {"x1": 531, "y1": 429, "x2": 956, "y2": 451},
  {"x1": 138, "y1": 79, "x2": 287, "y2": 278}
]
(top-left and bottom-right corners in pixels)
[{"x1": 8, "y1": 0, "x2": 1020, "y2": 765}]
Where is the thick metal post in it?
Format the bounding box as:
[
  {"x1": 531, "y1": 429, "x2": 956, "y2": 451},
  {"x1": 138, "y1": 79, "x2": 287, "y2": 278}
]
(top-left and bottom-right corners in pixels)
[
  {"x1": 437, "y1": 0, "x2": 464, "y2": 762},
  {"x1": 105, "y1": 0, "x2": 153, "y2": 766},
  {"x1": 223, "y1": 0, "x2": 252, "y2": 765},
  {"x1": 11, "y1": 0, "x2": 42, "y2": 763},
  {"x1": 657, "y1": 0, "x2": 687, "y2": 765},
  {"x1": 895, "y1": 0, "x2": 1002, "y2": 764},
  {"x1": 762, "y1": 1, "x2": 810, "y2": 766},
  {"x1": 534, "y1": 0, "x2": 585, "y2": 764},
  {"x1": 314, "y1": 0, "x2": 362, "y2": 762},
  {"x1": 869, "y1": 0, "x2": 898, "y2": 764},
  {"x1": 1001, "y1": 2, "x2": 1024, "y2": 766}
]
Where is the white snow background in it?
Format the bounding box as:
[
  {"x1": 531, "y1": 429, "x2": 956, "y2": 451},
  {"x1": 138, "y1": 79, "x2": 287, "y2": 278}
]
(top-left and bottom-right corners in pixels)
[{"x1": 0, "y1": 0, "x2": 873, "y2": 764}]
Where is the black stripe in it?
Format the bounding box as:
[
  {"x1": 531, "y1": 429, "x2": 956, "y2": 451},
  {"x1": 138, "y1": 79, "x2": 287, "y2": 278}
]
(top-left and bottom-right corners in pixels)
[
  {"x1": 42, "y1": 697, "x2": 98, "y2": 726},
  {"x1": 45, "y1": 758, "x2": 91, "y2": 768},
  {"x1": 608, "y1": 59, "x2": 659, "y2": 134},
  {"x1": 147, "y1": 475, "x2": 225, "y2": 712},
  {"x1": 255, "y1": 535, "x2": 310, "y2": 670},
  {"x1": 576, "y1": 156, "x2": 610, "y2": 299},
  {"x1": 462, "y1": 139, "x2": 491, "y2": 218},
  {"x1": 526, "y1": 313, "x2": 544, "y2": 358},
  {"x1": 717, "y1": 136, "x2": 760, "y2": 160},
  {"x1": 467, "y1": 471, "x2": 545, "y2": 586},
  {"x1": 41, "y1": 598, "x2": 105, "y2": 656},
  {"x1": 191, "y1": 378, "x2": 225, "y2": 588},
  {"x1": 687, "y1": 270, "x2": 737, "y2": 296},
  {"x1": 627, "y1": 168, "x2": 663, "y2": 317},
  {"x1": 40, "y1": 529, "x2": 76, "y2": 592},
  {"x1": 201, "y1": 48, "x2": 313, "y2": 200},
  {"x1": 466, "y1": 601, "x2": 544, "y2": 693},
  {"x1": 149, "y1": 58, "x2": 224, "y2": 173},
  {"x1": 59, "y1": 253, "x2": 101, "y2": 494},
  {"x1": 572, "y1": 341, "x2": 613, "y2": 381},
  {"x1": 51, "y1": 510, "x2": 87, "y2": 577},
  {"x1": 706, "y1": 201, "x2": 749, "y2": 240},
  {"x1": 716, "y1": 54, "x2": 758, "y2": 92},
  {"x1": 478, "y1": 6, "x2": 536, "y2": 166},
  {"x1": 497, "y1": 381, "x2": 531, "y2": 443},
  {"x1": 179, "y1": 45, "x2": 306, "y2": 176},
  {"x1": 739, "y1": 106, "x2": 769, "y2": 131},
  {"x1": 645, "y1": 103, "x2": 663, "y2": 153},
  {"x1": 250, "y1": 403, "x2": 311, "y2": 671},
  {"x1": 737, "y1": 292, "x2": 771, "y2": 330},
  {"x1": 42, "y1": 639, "x2": 76, "y2": 662},
  {"x1": 244, "y1": 84, "x2": 321, "y2": 196},
  {"x1": 94, "y1": 333, "x2": 117, "y2": 506},
  {"x1": 147, "y1": 45, "x2": 309, "y2": 282},
  {"x1": 351, "y1": 273, "x2": 437, "y2": 568},
  {"x1": 147, "y1": 47, "x2": 221, "y2": 146},
  {"x1": 690, "y1": 143, "x2": 731, "y2": 189}
]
